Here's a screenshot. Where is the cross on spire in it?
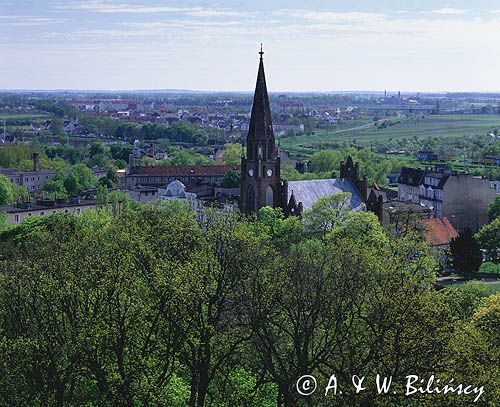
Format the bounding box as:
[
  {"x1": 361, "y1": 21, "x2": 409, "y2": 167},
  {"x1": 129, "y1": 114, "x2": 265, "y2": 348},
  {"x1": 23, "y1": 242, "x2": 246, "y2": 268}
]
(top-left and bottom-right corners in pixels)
[{"x1": 259, "y1": 43, "x2": 264, "y2": 59}]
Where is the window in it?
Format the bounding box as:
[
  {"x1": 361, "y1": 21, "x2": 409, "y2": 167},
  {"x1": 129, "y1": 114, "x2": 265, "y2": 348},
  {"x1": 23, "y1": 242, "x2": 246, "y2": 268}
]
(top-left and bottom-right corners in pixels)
[
  {"x1": 40, "y1": 211, "x2": 45, "y2": 215},
  {"x1": 14, "y1": 214, "x2": 20, "y2": 223},
  {"x1": 53, "y1": 210, "x2": 57, "y2": 214},
  {"x1": 65, "y1": 209, "x2": 69, "y2": 213},
  {"x1": 76, "y1": 208, "x2": 81, "y2": 214},
  {"x1": 28, "y1": 213, "x2": 32, "y2": 216}
]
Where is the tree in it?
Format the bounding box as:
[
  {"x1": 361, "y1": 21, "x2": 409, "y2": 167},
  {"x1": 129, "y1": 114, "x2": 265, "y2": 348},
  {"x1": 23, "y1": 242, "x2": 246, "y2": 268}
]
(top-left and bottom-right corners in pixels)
[
  {"x1": 487, "y1": 195, "x2": 500, "y2": 222},
  {"x1": 220, "y1": 143, "x2": 242, "y2": 165},
  {"x1": 89, "y1": 141, "x2": 105, "y2": 157},
  {"x1": 96, "y1": 184, "x2": 109, "y2": 208},
  {"x1": 303, "y1": 193, "x2": 352, "y2": 233},
  {"x1": 221, "y1": 170, "x2": 240, "y2": 188},
  {"x1": 0, "y1": 175, "x2": 15, "y2": 204},
  {"x1": 308, "y1": 150, "x2": 342, "y2": 173},
  {"x1": 63, "y1": 164, "x2": 97, "y2": 195},
  {"x1": 110, "y1": 143, "x2": 133, "y2": 162},
  {"x1": 476, "y1": 217, "x2": 500, "y2": 264},
  {"x1": 449, "y1": 229, "x2": 483, "y2": 278},
  {"x1": 43, "y1": 173, "x2": 67, "y2": 198},
  {"x1": 50, "y1": 117, "x2": 64, "y2": 135}
]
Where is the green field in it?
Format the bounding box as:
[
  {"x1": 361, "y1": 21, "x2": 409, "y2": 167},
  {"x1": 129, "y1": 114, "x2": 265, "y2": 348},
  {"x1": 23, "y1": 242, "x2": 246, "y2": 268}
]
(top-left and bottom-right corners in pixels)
[
  {"x1": 281, "y1": 114, "x2": 500, "y2": 151},
  {"x1": 0, "y1": 113, "x2": 48, "y2": 120}
]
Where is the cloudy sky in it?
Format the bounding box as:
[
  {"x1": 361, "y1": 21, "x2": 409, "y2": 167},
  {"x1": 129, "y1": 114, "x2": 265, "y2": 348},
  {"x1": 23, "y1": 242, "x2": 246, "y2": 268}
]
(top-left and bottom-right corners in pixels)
[{"x1": 2, "y1": 0, "x2": 500, "y2": 91}]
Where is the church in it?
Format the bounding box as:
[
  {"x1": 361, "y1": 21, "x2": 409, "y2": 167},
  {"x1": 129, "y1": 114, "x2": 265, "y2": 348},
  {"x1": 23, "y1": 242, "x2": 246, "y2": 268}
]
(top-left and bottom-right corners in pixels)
[{"x1": 240, "y1": 48, "x2": 368, "y2": 216}]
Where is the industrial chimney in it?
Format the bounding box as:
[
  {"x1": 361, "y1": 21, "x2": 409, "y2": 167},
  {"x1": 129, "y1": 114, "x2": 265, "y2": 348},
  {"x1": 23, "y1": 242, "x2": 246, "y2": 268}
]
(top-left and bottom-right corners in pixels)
[{"x1": 33, "y1": 152, "x2": 40, "y2": 172}]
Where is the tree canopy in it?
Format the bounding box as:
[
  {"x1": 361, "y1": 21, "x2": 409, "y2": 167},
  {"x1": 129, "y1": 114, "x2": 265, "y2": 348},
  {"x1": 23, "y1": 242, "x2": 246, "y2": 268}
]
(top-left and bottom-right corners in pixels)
[{"x1": 0, "y1": 203, "x2": 498, "y2": 406}]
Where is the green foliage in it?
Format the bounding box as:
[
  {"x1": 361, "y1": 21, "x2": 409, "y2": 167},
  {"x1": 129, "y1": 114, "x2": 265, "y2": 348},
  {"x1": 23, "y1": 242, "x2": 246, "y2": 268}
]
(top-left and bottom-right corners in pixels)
[
  {"x1": 0, "y1": 175, "x2": 14, "y2": 205},
  {"x1": 49, "y1": 117, "x2": 64, "y2": 135},
  {"x1": 96, "y1": 184, "x2": 109, "y2": 208},
  {"x1": 220, "y1": 143, "x2": 242, "y2": 165},
  {"x1": 116, "y1": 122, "x2": 209, "y2": 144},
  {"x1": 0, "y1": 204, "x2": 498, "y2": 406},
  {"x1": 487, "y1": 195, "x2": 500, "y2": 222},
  {"x1": 42, "y1": 164, "x2": 98, "y2": 198},
  {"x1": 303, "y1": 192, "x2": 352, "y2": 233},
  {"x1": 308, "y1": 149, "x2": 343, "y2": 173},
  {"x1": 221, "y1": 170, "x2": 240, "y2": 188},
  {"x1": 306, "y1": 147, "x2": 402, "y2": 184},
  {"x1": 476, "y1": 217, "x2": 500, "y2": 264},
  {"x1": 441, "y1": 282, "x2": 496, "y2": 319},
  {"x1": 0, "y1": 145, "x2": 38, "y2": 168},
  {"x1": 110, "y1": 143, "x2": 133, "y2": 162}
]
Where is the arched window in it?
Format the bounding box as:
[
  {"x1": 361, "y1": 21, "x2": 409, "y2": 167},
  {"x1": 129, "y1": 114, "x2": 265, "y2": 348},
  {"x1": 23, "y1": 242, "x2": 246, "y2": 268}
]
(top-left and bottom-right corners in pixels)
[{"x1": 265, "y1": 186, "x2": 274, "y2": 207}]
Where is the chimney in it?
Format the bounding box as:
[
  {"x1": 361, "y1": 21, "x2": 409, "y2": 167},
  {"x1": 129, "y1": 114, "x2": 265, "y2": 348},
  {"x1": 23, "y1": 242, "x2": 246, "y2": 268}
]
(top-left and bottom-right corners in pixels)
[{"x1": 33, "y1": 152, "x2": 40, "y2": 172}]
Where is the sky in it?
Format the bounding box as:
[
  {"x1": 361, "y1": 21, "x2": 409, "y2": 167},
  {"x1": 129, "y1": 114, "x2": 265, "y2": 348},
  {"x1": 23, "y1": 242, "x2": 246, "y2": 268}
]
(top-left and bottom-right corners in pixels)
[{"x1": 2, "y1": 0, "x2": 500, "y2": 92}]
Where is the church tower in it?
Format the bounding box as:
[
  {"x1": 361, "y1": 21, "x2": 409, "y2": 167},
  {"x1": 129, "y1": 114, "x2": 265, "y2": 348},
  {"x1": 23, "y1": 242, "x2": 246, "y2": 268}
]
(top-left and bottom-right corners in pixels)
[{"x1": 240, "y1": 46, "x2": 281, "y2": 214}]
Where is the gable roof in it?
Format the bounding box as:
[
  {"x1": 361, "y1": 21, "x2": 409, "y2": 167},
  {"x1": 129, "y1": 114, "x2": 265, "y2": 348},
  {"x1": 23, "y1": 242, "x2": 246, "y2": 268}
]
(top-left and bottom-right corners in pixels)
[
  {"x1": 287, "y1": 178, "x2": 365, "y2": 212},
  {"x1": 421, "y1": 217, "x2": 458, "y2": 246},
  {"x1": 398, "y1": 167, "x2": 425, "y2": 186}
]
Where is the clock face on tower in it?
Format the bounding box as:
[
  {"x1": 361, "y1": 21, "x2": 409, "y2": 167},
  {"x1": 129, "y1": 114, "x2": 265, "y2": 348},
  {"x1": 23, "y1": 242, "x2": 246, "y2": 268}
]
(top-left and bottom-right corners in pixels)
[
  {"x1": 248, "y1": 169, "x2": 254, "y2": 177},
  {"x1": 266, "y1": 169, "x2": 273, "y2": 177}
]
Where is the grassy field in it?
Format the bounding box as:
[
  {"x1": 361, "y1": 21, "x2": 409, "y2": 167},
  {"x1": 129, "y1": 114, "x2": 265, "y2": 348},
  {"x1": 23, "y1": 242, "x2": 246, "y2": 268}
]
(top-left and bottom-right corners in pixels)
[
  {"x1": 281, "y1": 114, "x2": 500, "y2": 151},
  {"x1": 0, "y1": 113, "x2": 48, "y2": 120}
]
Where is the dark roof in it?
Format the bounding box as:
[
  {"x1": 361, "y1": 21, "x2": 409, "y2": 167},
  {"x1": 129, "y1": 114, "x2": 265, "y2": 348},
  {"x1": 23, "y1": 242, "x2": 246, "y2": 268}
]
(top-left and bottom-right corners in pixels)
[
  {"x1": 287, "y1": 178, "x2": 365, "y2": 211},
  {"x1": 130, "y1": 165, "x2": 239, "y2": 177},
  {"x1": 247, "y1": 53, "x2": 274, "y2": 143},
  {"x1": 0, "y1": 168, "x2": 57, "y2": 176},
  {"x1": 0, "y1": 199, "x2": 96, "y2": 214},
  {"x1": 421, "y1": 217, "x2": 458, "y2": 246},
  {"x1": 398, "y1": 167, "x2": 425, "y2": 186},
  {"x1": 368, "y1": 183, "x2": 398, "y2": 201},
  {"x1": 421, "y1": 172, "x2": 449, "y2": 189}
]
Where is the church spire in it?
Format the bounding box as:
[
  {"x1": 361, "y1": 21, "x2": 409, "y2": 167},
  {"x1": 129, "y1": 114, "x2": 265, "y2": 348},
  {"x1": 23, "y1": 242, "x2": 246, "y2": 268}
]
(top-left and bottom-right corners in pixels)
[
  {"x1": 247, "y1": 44, "x2": 274, "y2": 158},
  {"x1": 240, "y1": 45, "x2": 281, "y2": 215}
]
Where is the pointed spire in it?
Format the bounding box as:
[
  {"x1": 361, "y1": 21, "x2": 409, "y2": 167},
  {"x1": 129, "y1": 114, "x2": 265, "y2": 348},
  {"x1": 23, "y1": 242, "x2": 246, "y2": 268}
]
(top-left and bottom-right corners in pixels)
[{"x1": 247, "y1": 44, "x2": 274, "y2": 145}]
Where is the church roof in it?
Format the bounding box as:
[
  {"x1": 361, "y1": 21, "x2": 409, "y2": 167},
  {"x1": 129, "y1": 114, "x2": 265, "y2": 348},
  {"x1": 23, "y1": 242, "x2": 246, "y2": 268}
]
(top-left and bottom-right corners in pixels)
[
  {"x1": 247, "y1": 49, "x2": 274, "y2": 142},
  {"x1": 287, "y1": 178, "x2": 365, "y2": 212}
]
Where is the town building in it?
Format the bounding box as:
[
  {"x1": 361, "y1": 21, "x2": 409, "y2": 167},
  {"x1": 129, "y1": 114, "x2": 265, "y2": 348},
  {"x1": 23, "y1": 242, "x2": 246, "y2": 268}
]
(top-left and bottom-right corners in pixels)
[
  {"x1": 127, "y1": 186, "x2": 158, "y2": 204},
  {"x1": 0, "y1": 153, "x2": 108, "y2": 193},
  {"x1": 397, "y1": 167, "x2": 496, "y2": 231},
  {"x1": 0, "y1": 153, "x2": 56, "y2": 193},
  {"x1": 125, "y1": 164, "x2": 239, "y2": 189},
  {"x1": 0, "y1": 198, "x2": 97, "y2": 224},
  {"x1": 158, "y1": 180, "x2": 237, "y2": 222}
]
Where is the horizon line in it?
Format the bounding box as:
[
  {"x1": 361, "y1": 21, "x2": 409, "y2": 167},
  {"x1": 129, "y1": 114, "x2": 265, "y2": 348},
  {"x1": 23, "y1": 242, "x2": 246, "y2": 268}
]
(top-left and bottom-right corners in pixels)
[{"x1": 2, "y1": 89, "x2": 500, "y2": 95}]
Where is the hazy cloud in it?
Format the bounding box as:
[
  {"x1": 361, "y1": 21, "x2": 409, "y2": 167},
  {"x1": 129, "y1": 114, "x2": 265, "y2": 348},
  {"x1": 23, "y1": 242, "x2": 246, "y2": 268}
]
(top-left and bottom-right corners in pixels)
[
  {"x1": 431, "y1": 8, "x2": 468, "y2": 15},
  {"x1": 56, "y1": 0, "x2": 204, "y2": 14},
  {"x1": 0, "y1": 15, "x2": 67, "y2": 26}
]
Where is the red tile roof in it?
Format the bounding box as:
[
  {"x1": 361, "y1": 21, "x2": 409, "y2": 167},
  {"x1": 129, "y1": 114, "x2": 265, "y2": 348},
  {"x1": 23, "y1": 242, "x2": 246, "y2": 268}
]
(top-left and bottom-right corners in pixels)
[
  {"x1": 421, "y1": 217, "x2": 458, "y2": 246},
  {"x1": 131, "y1": 165, "x2": 240, "y2": 177}
]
